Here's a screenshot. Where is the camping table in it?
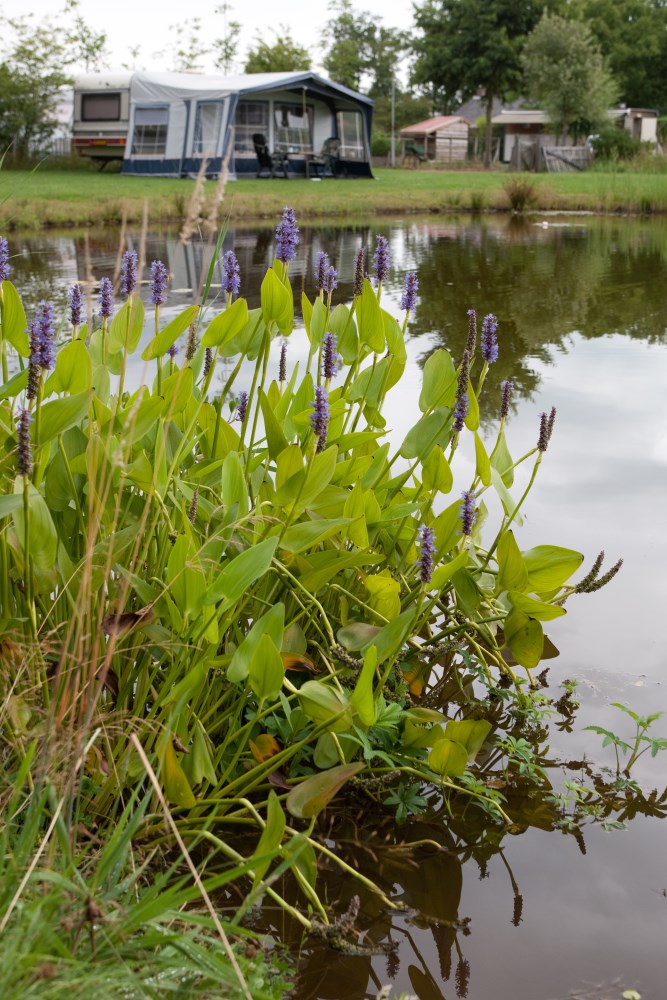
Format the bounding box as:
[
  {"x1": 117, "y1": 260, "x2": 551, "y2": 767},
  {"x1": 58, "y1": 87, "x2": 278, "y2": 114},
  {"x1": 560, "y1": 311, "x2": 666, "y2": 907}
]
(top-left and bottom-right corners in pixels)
[{"x1": 277, "y1": 146, "x2": 319, "y2": 180}]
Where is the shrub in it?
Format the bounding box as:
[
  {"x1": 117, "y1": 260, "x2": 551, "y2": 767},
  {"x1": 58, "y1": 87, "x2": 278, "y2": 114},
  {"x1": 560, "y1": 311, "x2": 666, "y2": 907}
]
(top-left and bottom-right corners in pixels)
[
  {"x1": 371, "y1": 132, "x2": 391, "y2": 158},
  {"x1": 503, "y1": 175, "x2": 537, "y2": 213},
  {"x1": 589, "y1": 124, "x2": 642, "y2": 161}
]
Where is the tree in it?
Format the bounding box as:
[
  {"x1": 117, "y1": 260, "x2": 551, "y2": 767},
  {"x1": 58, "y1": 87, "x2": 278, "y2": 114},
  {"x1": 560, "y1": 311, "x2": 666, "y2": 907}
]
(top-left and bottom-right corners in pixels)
[
  {"x1": 0, "y1": 9, "x2": 88, "y2": 160},
  {"x1": 164, "y1": 18, "x2": 210, "y2": 73},
  {"x1": 322, "y1": 1, "x2": 407, "y2": 98},
  {"x1": 212, "y1": 4, "x2": 242, "y2": 75},
  {"x1": 244, "y1": 31, "x2": 311, "y2": 73},
  {"x1": 412, "y1": 0, "x2": 551, "y2": 166},
  {"x1": 522, "y1": 13, "x2": 617, "y2": 142},
  {"x1": 571, "y1": 0, "x2": 667, "y2": 112},
  {"x1": 63, "y1": 0, "x2": 109, "y2": 72},
  {"x1": 322, "y1": 1, "x2": 375, "y2": 91}
]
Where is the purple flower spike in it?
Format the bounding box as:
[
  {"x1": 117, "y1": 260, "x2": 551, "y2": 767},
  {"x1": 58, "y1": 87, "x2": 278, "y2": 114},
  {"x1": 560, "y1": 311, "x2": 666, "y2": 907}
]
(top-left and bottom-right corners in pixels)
[
  {"x1": 538, "y1": 406, "x2": 556, "y2": 451},
  {"x1": 68, "y1": 283, "x2": 84, "y2": 328},
  {"x1": 457, "y1": 349, "x2": 471, "y2": 402},
  {"x1": 120, "y1": 250, "x2": 138, "y2": 298},
  {"x1": 166, "y1": 343, "x2": 178, "y2": 360},
  {"x1": 150, "y1": 260, "x2": 168, "y2": 306},
  {"x1": 323, "y1": 265, "x2": 338, "y2": 296},
  {"x1": 466, "y1": 309, "x2": 477, "y2": 356},
  {"x1": 310, "y1": 385, "x2": 329, "y2": 452},
  {"x1": 537, "y1": 413, "x2": 549, "y2": 452},
  {"x1": 30, "y1": 301, "x2": 56, "y2": 371},
  {"x1": 315, "y1": 251, "x2": 329, "y2": 292},
  {"x1": 236, "y1": 390, "x2": 248, "y2": 423},
  {"x1": 99, "y1": 277, "x2": 114, "y2": 320},
  {"x1": 0, "y1": 237, "x2": 10, "y2": 282},
  {"x1": 453, "y1": 392, "x2": 469, "y2": 433},
  {"x1": 459, "y1": 491, "x2": 477, "y2": 537},
  {"x1": 353, "y1": 247, "x2": 365, "y2": 298},
  {"x1": 547, "y1": 405, "x2": 556, "y2": 442},
  {"x1": 275, "y1": 207, "x2": 299, "y2": 264},
  {"x1": 322, "y1": 332, "x2": 338, "y2": 380},
  {"x1": 417, "y1": 524, "x2": 435, "y2": 584},
  {"x1": 17, "y1": 408, "x2": 32, "y2": 478},
  {"x1": 400, "y1": 272, "x2": 418, "y2": 313},
  {"x1": 500, "y1": 379, "x2": 513, "y2": 419},
  {"x1": 372, "y1": 235, "x2": 390, "y2": 286},
  {"x1": 223, "y1": 250, "x2": 241, "y2": 297},
  {"x1": 481, "y1": 313, "x2": 499, "y2": 364},
  {"x1": 279, "y1": 339, "x2": 287, "y2": 382}
]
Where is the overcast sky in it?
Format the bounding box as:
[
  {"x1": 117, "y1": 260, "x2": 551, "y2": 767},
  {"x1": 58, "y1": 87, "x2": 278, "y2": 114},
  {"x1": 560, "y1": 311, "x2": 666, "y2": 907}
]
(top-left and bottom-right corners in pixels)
[{"x1": 18, "y1": 0, "x2": 416, "y2": 77}]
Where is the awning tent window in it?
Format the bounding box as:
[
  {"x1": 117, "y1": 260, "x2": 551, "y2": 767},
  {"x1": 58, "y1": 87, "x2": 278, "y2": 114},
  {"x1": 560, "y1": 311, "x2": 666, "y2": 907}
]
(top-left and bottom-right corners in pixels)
[
  {"x1": 336, "y1": 111, "x2": 367, "y2": 161},
  {"x1": 234, "y1": 101, "x2": 269, "y2": 154},
  {"x1": 193, "y1": 102, "x2": 224, "y2": 156},
  {"x1": 82, "y1": 93, "x2": 121, "y2": 122},
  {"x1": 131, "y1": 106, "x2": 169, "y2": 155},
  {"x1": 274, "y1": 103, "x2": 313, "y2": 151}
]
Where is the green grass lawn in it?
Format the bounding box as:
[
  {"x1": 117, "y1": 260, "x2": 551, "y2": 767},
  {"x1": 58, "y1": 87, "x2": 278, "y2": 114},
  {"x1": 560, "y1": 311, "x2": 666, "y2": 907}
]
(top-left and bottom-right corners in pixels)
[{"x1": 1, "y1": 164, "x2": 667, "y2": 230}]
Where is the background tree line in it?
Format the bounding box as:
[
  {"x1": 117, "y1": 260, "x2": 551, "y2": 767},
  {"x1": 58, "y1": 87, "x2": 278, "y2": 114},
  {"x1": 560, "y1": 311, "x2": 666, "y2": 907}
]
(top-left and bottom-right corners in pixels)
[{"x1": 2, "y1": 0, "x2": 666, "y2": 162}]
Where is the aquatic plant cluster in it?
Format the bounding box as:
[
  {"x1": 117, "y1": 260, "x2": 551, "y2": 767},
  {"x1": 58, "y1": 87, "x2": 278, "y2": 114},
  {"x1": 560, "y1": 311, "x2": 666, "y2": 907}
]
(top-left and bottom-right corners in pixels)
[{"x1": 0, "y1": 209, "x2": 631, "y2": 982}]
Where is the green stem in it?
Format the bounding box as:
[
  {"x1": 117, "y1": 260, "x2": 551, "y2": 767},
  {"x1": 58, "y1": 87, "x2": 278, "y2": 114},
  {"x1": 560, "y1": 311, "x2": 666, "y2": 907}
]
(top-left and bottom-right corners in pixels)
[
  {"x1": 22, "y1": 474, "x2": 36, "y2": 636},
  {"x1": 116, "y1": 294, "x2": 133, "y2": 409},
  {"x1": 211, "y1": 354, "x2": 245, "y2": 457},
  {"x1": 481, "y1": 454, "x2": 542, "y2": 571},
  {"x1": 0, "y1": 289, "x2": 7, "y2": 383},
  {"x1": 243, "y1": 326, "x2": 272, "y2": 465}
]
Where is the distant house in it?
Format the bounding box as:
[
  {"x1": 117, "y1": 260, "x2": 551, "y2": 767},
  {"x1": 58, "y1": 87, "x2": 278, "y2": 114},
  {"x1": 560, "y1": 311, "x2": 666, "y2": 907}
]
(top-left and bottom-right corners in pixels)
[
  {"x1": 490, "y1": 110, "x2": 559, "y2": 164},
  {"x1": 398, "y1": 116, "x2": 469, "y2": 164},
  {"x1": 455, "y1": 95, "x2": 504, "y2": 127},
  {"x1": 608, "y1": 107, "x2": 658, "y2": 144},
  {"x1": 492, "y1": 106, "x2": 660, "y2": 166}
]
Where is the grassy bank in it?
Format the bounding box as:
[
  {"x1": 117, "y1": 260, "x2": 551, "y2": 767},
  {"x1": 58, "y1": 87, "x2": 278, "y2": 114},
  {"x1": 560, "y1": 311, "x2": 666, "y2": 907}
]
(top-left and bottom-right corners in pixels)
[{"x1": 1, "y1": 165, "x2": 667, "y2": 230}]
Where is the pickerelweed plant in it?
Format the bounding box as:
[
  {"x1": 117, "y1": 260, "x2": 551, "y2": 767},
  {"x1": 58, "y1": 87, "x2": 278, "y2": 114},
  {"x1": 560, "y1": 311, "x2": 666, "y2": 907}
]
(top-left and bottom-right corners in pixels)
[{"x1": 0, "y1": 210, "x2": 624, "y2": 935}]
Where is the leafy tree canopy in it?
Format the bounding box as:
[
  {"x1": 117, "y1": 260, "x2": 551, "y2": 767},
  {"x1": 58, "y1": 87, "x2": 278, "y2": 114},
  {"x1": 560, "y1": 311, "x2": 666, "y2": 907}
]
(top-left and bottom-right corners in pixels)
[
  {"x1": 322, "y1": 0, "x2": 407, "y2": 97},
  {"x1": 0, "y1": 3, "x2": 107, "y2": 160},
  {"x1": 411, "y1": 0, "x2": 556, "y2": 164},
  {"x1": 244, "y1": 31, "x2": 311, "y2": 73},
  {"x1": 570, "y1": 0, "x2": 667, "y2": 112},
  {"x1": 522, "y1": 12, "x2": 617, "y2": 141}
]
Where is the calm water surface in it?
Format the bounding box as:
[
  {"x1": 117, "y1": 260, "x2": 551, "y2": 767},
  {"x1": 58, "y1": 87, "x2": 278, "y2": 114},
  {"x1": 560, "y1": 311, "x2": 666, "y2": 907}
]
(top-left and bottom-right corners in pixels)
[{"x1": 11, "y1": 217, "x2": 667, "y2": 999}]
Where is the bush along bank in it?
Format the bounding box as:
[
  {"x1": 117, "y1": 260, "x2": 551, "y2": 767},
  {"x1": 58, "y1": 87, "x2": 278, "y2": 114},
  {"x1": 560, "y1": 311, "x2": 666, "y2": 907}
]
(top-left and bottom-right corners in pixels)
[{"x1": 0, "y1": 214, "x2": 636, "y2": 981}]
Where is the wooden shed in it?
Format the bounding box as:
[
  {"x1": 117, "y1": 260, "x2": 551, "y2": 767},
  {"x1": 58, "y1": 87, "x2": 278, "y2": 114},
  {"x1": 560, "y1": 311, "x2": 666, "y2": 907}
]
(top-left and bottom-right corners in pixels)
[{"x1": 399, "y1": 115, "x2": 469, "y2": 164}]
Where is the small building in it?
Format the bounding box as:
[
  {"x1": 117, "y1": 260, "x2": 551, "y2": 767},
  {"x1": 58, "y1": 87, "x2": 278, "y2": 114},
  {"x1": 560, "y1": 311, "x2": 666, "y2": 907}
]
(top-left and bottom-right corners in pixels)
[
  {"x1": 609, "y1": 107, "x2": 658, "y2": 144},
  {"x1": 398, "y1": 116, "x2": 469, "y2": 164},
  {"x1": 72, "y1": 70, "x2": 374, "y2": 178},
  {"x1": 492, "y1": 106, "x2": 660, "y2": 167},
  {"x1": 491, "y1": 110, "x2": 560, "y2": 165}
]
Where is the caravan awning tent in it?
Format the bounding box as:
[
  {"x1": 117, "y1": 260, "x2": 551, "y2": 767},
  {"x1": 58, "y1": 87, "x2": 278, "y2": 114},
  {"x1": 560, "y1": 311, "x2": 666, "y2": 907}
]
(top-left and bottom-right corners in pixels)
[{"x1": 116, "y1": 70, "x2": 373, "y2": 178}]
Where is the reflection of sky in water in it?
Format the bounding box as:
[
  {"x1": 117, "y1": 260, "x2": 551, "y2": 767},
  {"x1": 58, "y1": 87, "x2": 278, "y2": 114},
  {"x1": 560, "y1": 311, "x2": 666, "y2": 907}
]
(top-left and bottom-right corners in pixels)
[{"x1": 8, "y1": 220, "x2": 667, "y2": 1000}]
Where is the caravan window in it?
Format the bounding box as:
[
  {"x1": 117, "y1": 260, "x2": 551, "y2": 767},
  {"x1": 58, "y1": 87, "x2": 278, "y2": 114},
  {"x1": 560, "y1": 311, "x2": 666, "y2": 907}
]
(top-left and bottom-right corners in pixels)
[
  {"x1": 336, "y1": 111, "x2": 367, "y2": 160},
  {"x1": 274, "y1": 103, "x2": 313, "y2": 151},
  {"x1": 81, "y1": 93, "x2": 122, "y2": 122},
  {"x1": 193, "y1": 102, "x2": 224, "y2": 156},
  {"x1": 131, "y1": 106, "x2": 169, "y2": 155},
  {"x1": 234, "y1": 102, "x2": 269, "y2": 154}
]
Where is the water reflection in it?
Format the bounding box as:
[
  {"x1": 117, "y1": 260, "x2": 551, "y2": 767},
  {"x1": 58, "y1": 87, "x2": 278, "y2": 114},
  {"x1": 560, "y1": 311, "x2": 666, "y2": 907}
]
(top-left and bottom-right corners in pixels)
[
  {"x1": 254, "y1": 737, "x2": 667, "y2": 1000},
  {"x1": 11, "y1": 216, "x2": 667, "y2": 416}
]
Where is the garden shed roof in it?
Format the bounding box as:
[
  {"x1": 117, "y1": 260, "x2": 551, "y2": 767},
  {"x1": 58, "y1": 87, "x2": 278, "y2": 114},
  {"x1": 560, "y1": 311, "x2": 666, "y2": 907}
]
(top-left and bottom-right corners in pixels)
[{"x1": 400, "y1": 115, "x2": 467, "y2": 136}]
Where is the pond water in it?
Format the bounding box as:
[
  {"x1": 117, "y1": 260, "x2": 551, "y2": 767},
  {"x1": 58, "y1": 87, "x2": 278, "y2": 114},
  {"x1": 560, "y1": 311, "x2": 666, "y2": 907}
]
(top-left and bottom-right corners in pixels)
[{"x1": 10, "y1": 217, "x2": 667, "y2": 999}]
